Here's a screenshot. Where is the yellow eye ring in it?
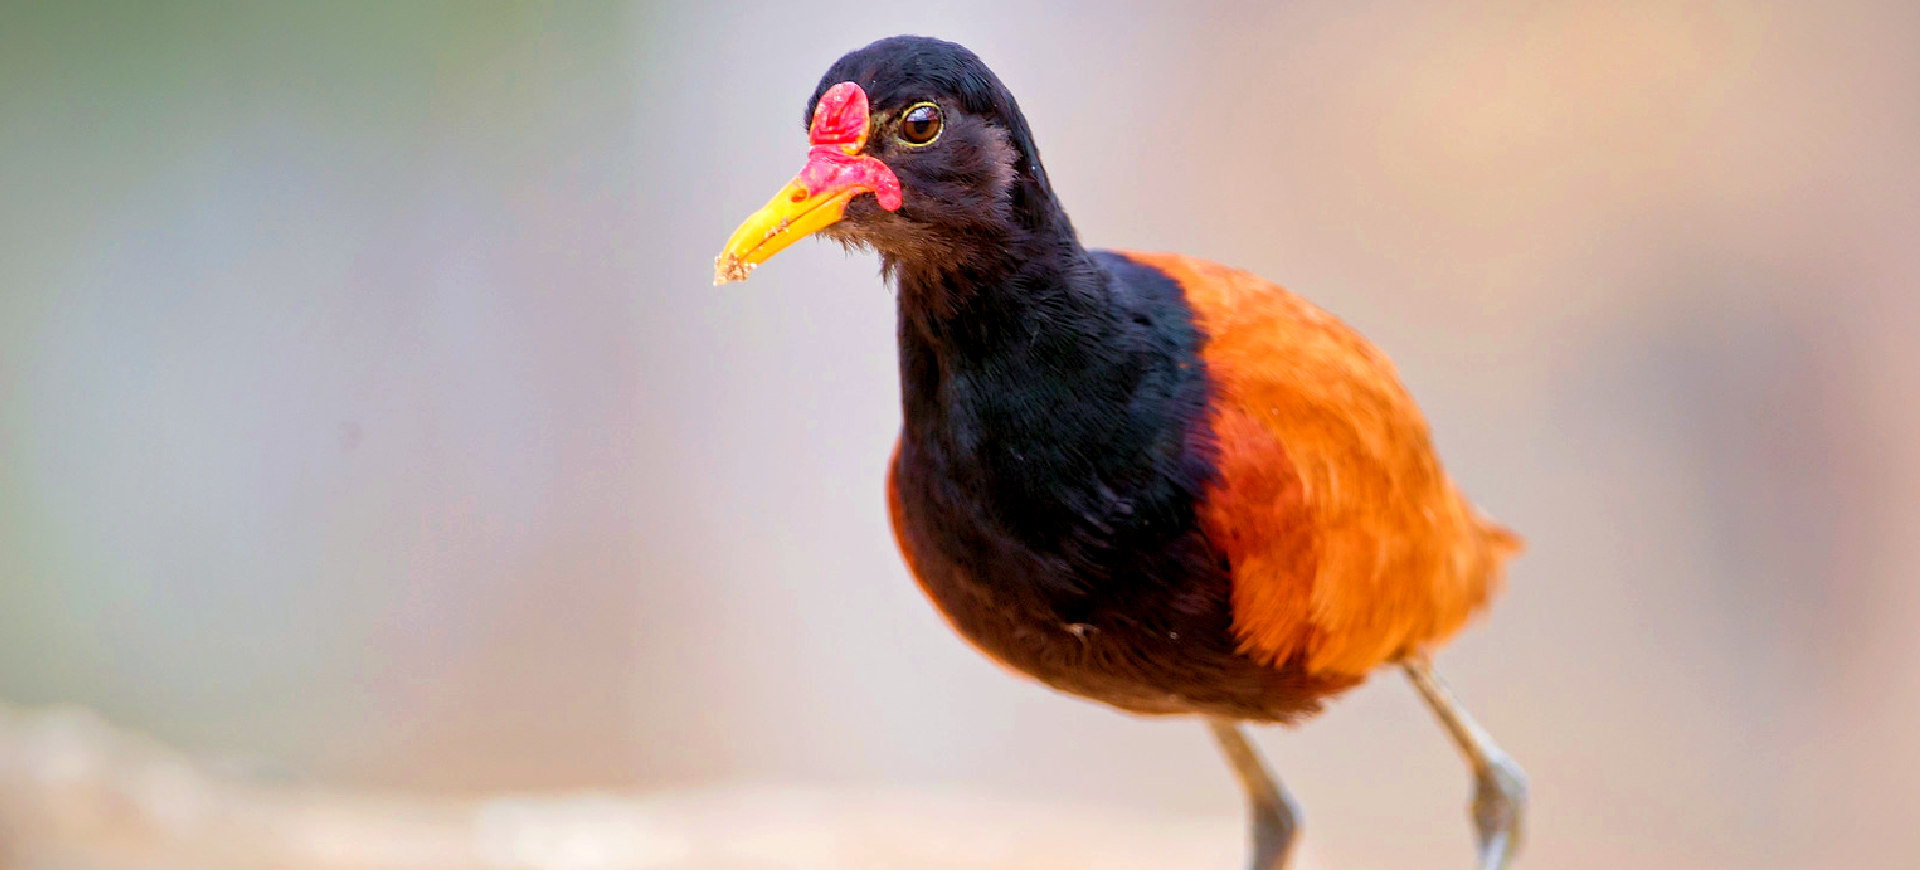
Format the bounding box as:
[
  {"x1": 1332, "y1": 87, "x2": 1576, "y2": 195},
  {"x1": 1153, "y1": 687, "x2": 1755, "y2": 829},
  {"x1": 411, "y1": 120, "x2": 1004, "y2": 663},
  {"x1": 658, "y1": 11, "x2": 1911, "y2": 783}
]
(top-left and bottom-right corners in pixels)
[{"x1": 896, "y1": 101, "x2": 943, "y2": 146}]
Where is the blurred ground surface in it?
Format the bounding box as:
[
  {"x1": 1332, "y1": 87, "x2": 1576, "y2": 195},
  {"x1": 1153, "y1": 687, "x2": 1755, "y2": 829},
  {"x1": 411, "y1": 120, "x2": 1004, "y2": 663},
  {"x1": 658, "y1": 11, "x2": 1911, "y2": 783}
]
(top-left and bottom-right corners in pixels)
[{"x1": 0, "y1": 700, "x2": 1265, "y2": 870}]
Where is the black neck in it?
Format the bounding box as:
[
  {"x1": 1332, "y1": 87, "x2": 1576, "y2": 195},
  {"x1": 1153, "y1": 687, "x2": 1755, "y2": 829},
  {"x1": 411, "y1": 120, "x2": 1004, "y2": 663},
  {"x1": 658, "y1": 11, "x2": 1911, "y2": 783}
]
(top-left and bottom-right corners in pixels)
[{"x1": 888, "y1": 167, "x2": 1107, "y2": 356}]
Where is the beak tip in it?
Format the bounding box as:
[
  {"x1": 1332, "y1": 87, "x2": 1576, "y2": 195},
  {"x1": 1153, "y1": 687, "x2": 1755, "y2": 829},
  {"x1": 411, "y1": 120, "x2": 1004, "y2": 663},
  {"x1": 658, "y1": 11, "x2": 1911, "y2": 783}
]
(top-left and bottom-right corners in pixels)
[{"x1": 713, "y1": 253, "x2": 755, "y2": 286}]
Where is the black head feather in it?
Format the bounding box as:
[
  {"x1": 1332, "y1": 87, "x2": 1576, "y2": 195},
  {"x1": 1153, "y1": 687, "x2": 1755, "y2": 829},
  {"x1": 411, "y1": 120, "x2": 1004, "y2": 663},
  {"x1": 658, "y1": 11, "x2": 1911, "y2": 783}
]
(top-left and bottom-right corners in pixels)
[{"x1": 804, "y1": 35, "x2": 1077, "y2": 286}]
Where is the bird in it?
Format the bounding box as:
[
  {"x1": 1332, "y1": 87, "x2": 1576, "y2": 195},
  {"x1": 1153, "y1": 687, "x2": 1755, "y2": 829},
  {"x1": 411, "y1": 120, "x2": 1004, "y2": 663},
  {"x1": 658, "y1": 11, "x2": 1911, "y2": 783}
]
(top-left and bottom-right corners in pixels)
[{"x1": 714, "y1": 35, "x2": 1528, "y2": 870}]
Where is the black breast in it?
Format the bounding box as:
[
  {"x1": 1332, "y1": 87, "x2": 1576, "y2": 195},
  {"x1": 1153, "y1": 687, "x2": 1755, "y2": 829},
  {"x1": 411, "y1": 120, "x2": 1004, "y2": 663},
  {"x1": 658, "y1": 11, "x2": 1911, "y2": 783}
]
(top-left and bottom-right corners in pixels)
[{"x1": 889, "y1": 251, "x2": 1351, "y2": 722}]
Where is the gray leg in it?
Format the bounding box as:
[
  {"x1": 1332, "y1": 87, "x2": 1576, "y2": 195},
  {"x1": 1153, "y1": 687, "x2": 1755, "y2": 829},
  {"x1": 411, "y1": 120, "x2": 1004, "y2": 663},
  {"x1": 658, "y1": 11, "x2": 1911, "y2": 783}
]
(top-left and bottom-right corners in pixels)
[
  {"x1": 1401, "y1": 655, "x2": 1529, "y2": 870},
  {"x1": 1207, "y1": 719, "x2": 1300, "y2": 870}
]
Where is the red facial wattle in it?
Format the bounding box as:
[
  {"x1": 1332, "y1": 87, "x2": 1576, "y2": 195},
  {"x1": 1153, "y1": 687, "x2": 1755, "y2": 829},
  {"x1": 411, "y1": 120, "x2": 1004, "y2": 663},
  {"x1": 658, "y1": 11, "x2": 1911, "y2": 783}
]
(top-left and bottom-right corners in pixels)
[
  {"x1": 808, "y1": 81, "x2": 871, "y2": 150},
  {"x1": 800, "y1": 82, "x2": 902, "y2": 211},
  {"x1": 797, "y1": 145, "x2": 902, "y2": 212}
]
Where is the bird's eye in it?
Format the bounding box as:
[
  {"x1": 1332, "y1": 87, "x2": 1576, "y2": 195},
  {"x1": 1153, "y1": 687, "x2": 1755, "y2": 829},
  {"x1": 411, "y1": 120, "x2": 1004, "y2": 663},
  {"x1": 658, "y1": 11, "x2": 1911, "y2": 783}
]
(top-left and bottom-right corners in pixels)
[{"x1": 897, "y1": 102, "x2": 943, "y2": 146}]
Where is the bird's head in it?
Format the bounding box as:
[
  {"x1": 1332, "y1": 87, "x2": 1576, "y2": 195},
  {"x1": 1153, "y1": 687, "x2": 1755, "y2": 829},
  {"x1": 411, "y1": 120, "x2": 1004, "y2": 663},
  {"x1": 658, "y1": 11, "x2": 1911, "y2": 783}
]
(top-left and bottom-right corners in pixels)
[{"x1": 715, "y1": 36, "x2": 1059, "y2": 285}]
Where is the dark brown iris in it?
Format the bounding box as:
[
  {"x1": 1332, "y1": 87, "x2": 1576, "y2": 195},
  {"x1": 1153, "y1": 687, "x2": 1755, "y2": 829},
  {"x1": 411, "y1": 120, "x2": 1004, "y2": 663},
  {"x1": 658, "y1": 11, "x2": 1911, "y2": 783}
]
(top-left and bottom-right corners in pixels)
[{"x1": 898, "y1": 102, "x2": 942, "y2": 145}]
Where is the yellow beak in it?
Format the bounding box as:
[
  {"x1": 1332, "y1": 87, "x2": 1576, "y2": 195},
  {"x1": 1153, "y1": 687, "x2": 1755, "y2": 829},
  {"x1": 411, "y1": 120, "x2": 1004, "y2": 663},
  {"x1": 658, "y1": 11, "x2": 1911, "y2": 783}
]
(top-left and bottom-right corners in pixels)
[{"x1": 713, "y1": 175, "x2": 865, "y2": 285}]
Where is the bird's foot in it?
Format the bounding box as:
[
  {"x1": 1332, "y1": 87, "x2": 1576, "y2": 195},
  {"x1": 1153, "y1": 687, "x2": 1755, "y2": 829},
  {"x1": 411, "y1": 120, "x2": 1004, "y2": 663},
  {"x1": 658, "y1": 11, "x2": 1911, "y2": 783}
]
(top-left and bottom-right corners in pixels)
[{"x1": 1469, "y1": 752, "x2": 1528, "y2": 870}]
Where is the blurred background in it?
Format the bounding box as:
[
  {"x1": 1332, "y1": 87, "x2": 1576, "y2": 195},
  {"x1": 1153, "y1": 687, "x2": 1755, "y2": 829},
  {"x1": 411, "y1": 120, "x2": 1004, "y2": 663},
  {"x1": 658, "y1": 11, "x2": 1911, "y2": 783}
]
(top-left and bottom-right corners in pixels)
[{"x1": 4, "y1": 1, "x2": 1918, "y2": 868}]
